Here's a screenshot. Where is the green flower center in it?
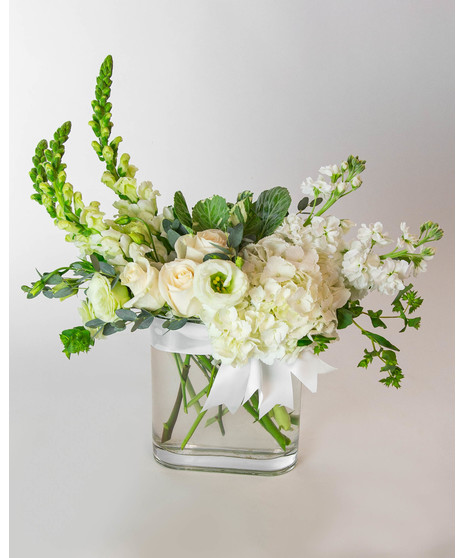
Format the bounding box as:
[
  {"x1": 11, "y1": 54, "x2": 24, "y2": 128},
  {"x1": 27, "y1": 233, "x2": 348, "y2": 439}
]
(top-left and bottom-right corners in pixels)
[{"x1": 210, "y1": 272, "x2": 233, "y2": 294}]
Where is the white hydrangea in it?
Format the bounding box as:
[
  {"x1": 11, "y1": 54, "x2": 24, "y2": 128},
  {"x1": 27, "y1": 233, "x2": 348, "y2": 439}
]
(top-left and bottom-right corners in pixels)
[{"x1": 202, "y1": 215, "x2": 352, "y2": 367}]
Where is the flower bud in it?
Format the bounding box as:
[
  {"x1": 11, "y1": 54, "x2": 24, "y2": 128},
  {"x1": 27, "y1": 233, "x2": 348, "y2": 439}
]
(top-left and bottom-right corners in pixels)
[
  {"x1": 129, "y1": 232, "x2": 145, "y2": 245},
  {"x1": 73, "y1": 191, "x2": 85, "y2": 212},
  {"x1": 101, "y1": 171, "x2": 116, "y2": 190},
  {"x1": 62, "y1": 183, "x2": 74, "y2": 203},
  {"x1": 102, "y1": 145, "x2": 114, "y2": 163}
]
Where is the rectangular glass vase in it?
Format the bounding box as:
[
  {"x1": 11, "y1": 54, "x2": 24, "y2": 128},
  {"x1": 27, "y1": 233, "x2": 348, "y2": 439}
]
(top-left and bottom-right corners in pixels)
[{"x1": 151, "y1": 347, "x2": 302, "y2": 475}]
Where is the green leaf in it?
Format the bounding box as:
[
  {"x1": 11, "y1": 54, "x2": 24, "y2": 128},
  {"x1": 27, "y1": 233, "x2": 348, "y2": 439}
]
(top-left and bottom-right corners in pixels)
[
  {"x1": 309, "y1": 197, "x2": 323, "y2": 208},
  {"x1": 337, "y1": 308, "x2": 353, "y2": 329},
  {"x1": 85, "y1": 318, "x2": 105, "y2": 328},
  {"x1": 297, "y1": 197, "x2": 309, "y2": 211},
  {"x1": 162, "y1": 317, "x2": 188, "y2": 330},
  {"x1": 45, "y1": 273, "x2": 63, "y2": 285},
  {"x1": 192, "y1": 195, "x2": 230, "y2": 232},
  {"x1": 60, "y1": 326, "x2": 94, "y2": 359},
  {"x1": 53, "y1": 286, "x2": 76, "y2": 298},
  {"x1": 103, "y1": 322, "x2": 120, "y2": 336},
  {"x1": 90, "y1": 253, "x2": 101, "y2": 272},
  {"x1": 173, "y1": 191, "x2": 193, "y2": 230},
  {"x1": 367, "y1": 309, "x2": 387, "y2": 329},
  {"x1": 115, "y1": 308, "x2": 138, "y2": 321},
  {"x1": 99, "y1": 261, "x2": 116, "y2": 276},
  {"x1": 137, "y1": 316, "x2": 154, "y2": 330},
  {"x1": 362, "y1": 330, "x2": 400, "y2": 351},
  {"x1": 381, "y1": 350, "x2": 397, "y2": 364},
  {"x1": 203, "y1": 252, "x2": 231, "y2": 261},
  {"x1": 253, "y1": 186, "x2": 291, "y2": 239},
  {"x1": 167, "y1": 229, "x2": 181, "y2": 248},
  {"x1": 227, "y1": 223, "x2": 243, "y2": 249}
]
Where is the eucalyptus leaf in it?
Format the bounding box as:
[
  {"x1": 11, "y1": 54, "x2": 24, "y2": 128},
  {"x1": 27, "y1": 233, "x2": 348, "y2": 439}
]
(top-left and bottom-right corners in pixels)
[
  {"x1": 54, "y1": 286, "x2": 76, "y2": 298},
  {"x1": 86, "y1": 318, "x2": 105, "y2": 328},
  {"x1": 167, "y1": 229, "x2": 181, "y2": 248},
  {"x1": 90, "y1": 254, "x2": 101, "y2": 272},
  {"x1": 227, "y1": 223, "x2": 243, "y2": 249},
  {"x1": 138, "y1": 316, "x2": 154, "y2": 330},
  {"x1": 116, "y1": 308, "x2": 138, "y2": 321},
  {"x1": 309, "y1": 197, "x2": 323, "y2": 208},
  {"x1": 103, "y1": 323, "x2": 119, "y2": 336},
  {"x1": 297, "y1": 197, "x2": 309, "y2": 211},
  {"x1": 45, "y1": 273, "x2": 63, "y2": 285},
  {"x1": 99, "y1": 261, "x2": 116, "y2": 276}
]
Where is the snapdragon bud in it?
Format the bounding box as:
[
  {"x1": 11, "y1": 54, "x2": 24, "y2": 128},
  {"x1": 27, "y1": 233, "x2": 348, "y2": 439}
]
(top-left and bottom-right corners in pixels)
[
  {"x1": 102, "y1": 145, "x2": 114, "y2": 164},
  {"x1": 73, "y1": 191, "x2": 85, "y2": 212},
  {"x1": 101, "y1": 171, "x2": 116, "y2": 189},
  {"x1": 56, "y1": 219, "x2": 80, "y2": 233},
  {"x1": 62, "y1": 183, "x2": 74, "y2": 203},
  {"x1": 129, "y1": 232, "x2": 145, "y2": 244},
  {"x1": 118, "y1": 153, "x2": 130, "y2": 175},
  {"x1": 114, "y1": 215, "x2": 132, "y2": 225}
]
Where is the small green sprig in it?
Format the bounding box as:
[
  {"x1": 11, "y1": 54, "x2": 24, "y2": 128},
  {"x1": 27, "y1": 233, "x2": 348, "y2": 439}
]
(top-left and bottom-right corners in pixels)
[
  {"x1": 21, "y1": 260, "x2": 96, "y2": 300},
  {"x1": 336, "y1": 284, "x2": 424, "y2": 388},
  {"x1": 297, "y1": 333, "x2": 336, "y2": 354},
  {"x1": 60, "y1": 327, "x2": 95, "y2": 359}
]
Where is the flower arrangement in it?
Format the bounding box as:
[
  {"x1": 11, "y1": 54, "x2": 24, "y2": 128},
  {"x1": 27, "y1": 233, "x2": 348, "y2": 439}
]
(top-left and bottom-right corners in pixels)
[{"x1": 23, "y1": 56, "x2": 443, "y2": 462}]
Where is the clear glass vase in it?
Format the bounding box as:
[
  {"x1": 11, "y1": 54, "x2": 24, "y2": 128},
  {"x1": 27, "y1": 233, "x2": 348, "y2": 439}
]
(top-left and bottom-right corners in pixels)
[{"x1": 151, "y1": 346, "x2": 302, "y2": 475}]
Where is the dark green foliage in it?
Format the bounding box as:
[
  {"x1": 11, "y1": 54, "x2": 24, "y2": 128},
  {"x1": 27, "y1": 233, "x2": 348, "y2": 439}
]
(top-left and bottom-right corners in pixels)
[{"x1": 60, "y1": 326, "x2": 94, "y2": 359}]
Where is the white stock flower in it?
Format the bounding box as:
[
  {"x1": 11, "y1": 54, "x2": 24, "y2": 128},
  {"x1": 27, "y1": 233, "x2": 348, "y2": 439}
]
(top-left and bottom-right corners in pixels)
[
  {"x1": 193, "y1": 260, "x2": 248, "y2": 312},
  {"x1": 175, "y1": 230, "x2": 228, "y2": 263},
  {"x1": 158, "y1": 259, "x2": 201, "y2": 317},
  {"x1": 357, "y1": 222, "x2": 391, "y2": 246},
  {"x1": 120, "y1": 257, "x2": 165, "y2": 311}
]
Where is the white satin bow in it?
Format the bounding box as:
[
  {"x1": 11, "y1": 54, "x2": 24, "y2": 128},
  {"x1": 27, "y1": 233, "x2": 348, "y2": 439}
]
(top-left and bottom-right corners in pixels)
[{"x1": 150, "y1": 320, "x2": 336, "y2": 418}]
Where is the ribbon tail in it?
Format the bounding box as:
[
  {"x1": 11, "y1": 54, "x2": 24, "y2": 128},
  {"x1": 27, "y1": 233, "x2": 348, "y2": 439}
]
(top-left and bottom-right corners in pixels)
[
  {"x1": 291, "y1": 350, "x2": 336, "y2": 393},
  {"x1": 202, "y1": 363, "x2": 251, "y2": 414},
  {"x1": 258, "y1": 363, "x2": 294, "y2": 419}
]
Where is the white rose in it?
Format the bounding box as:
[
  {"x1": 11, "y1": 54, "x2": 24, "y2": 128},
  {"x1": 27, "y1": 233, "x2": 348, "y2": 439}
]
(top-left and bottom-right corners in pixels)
[
  {"x1": 158, "y1": 259, "x2": 201, "y2": 317},
  {"x1": 120, "y1": 257, "x2": 165, "y2": 311},
  {"x1": 175, "y1": 229, "x2": 228, "y2": 263},
  {"x1": 193, "y1": 260, "x2": 248, "y2": 311},
  {"x1": 86, "y1": 272, "x2": 130, "y2": 322}
]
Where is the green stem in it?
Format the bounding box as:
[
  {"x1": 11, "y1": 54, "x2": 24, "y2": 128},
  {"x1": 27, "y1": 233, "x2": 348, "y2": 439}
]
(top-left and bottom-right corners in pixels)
[
  {"x1": 180, "y1": 361, "x2": 218, "y2": 449},
  {"x1": 217, "y1": 405, "x2": 225, "y2": 436},
  {"x1": 161, "y1": 354, "x2": 192, "y2": 443},
  {"x1": 242, "y1": 395, "x2": 291, "y2": 451}
]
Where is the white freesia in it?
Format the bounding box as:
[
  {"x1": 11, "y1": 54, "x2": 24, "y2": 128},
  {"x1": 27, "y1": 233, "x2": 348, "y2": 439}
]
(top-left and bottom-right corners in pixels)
[
  {"x1": 175, "y1": 229, "x2": 228, "y2": 262},
  {"x1": 120, "y1": 257, "x2": 165, "y2": 311},
  {"x1": 193, "y1": 260, "x2": 248, "y2": 312},
  {"x1": 158, "y1": 259, "x2": 201, "y2": 317}
]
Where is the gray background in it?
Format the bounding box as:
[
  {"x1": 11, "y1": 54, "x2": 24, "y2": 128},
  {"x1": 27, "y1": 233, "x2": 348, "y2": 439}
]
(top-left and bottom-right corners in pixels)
[{"x1": 10, "y1": 1, "x2": 454, "y2": 556}]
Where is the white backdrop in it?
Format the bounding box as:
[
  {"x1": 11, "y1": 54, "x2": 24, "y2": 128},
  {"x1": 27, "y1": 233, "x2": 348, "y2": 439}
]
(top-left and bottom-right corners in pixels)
[{"x1": 10, "y1": 1, "x2": 454, "y2": 557}]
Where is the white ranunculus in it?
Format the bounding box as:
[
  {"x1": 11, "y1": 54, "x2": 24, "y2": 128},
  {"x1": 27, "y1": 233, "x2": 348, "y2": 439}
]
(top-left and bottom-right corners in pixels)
[
  {"x1": 175, "y1": 229, "x2": 228, "y2": 262},
  {"x1": 86, "y1": 272, "x2": 130, "y2": 322},
  {"x1": 158, "y1": 259, "x2": 201, "y2": 317},
  {"x1": 120, "y1": 257, "x2": 165, "y2": 311},
  {"x1": 193, "y1": 259, "x2": 248, "y2": 311}
]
